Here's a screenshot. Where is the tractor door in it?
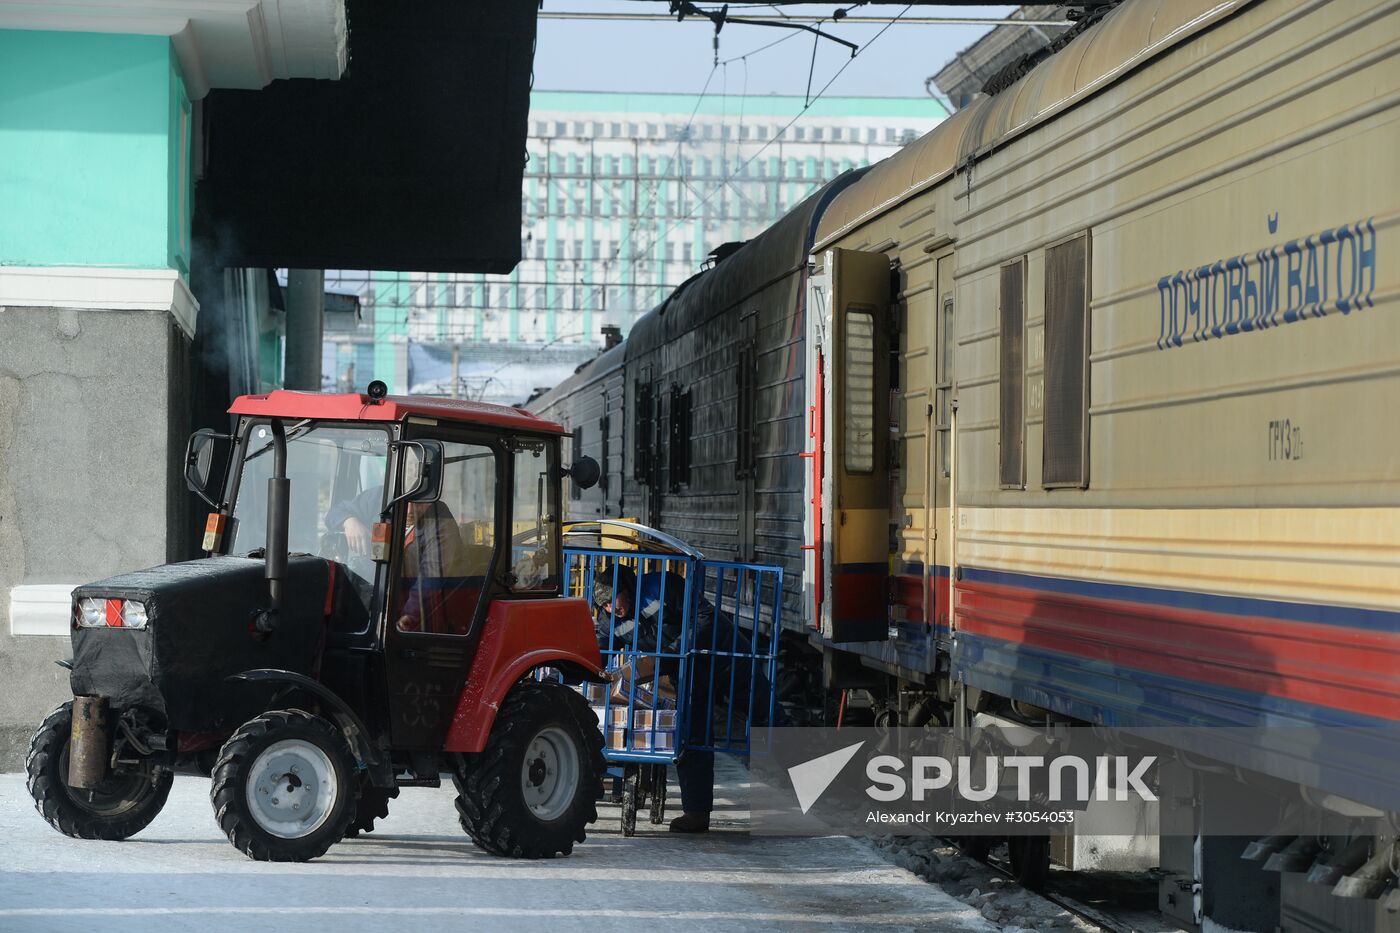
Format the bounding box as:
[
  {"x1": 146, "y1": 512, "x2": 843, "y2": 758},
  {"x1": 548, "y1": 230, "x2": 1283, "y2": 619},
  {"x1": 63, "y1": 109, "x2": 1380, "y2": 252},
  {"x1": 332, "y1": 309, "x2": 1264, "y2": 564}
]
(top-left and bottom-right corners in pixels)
[
  {"x1": 383, "y1": 429, "x2": 504, "y2": 748},
  {"x1": 826, "y1": 248, "x2": 892, "y2": 642}
]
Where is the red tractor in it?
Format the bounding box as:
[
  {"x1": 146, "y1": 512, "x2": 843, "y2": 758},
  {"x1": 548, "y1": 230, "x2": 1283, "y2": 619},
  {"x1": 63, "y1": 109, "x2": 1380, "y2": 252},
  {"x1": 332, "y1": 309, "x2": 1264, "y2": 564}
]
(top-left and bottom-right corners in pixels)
[{"x1": 26, "y1": 382, "x2": 609, "y2": 861}]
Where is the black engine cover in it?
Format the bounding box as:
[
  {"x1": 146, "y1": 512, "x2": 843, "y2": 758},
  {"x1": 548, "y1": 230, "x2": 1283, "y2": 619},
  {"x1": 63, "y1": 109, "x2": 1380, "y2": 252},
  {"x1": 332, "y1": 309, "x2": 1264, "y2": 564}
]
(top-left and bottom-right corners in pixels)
[{"x1": 71, "y1": 556, "x2": 333, "y2": 733}]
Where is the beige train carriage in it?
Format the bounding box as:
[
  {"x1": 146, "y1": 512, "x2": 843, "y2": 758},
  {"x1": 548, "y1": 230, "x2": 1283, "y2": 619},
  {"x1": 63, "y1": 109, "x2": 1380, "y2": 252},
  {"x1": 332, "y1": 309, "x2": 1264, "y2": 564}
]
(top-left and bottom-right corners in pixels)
[{"x1": 807, "y1": 0, "x2": 1400, "y2": 731}]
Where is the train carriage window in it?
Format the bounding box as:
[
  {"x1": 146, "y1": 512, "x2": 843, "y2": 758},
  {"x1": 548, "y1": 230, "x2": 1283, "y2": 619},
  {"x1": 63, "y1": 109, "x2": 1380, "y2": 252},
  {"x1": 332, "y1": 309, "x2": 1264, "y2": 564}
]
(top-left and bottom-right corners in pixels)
[
  {"x1": 633, "y1": 379, "x2": 653, "y2": 483},
  {"x1": 668, "y1": 384, "x2": 692, "y2": 491},
  {"x1": 1043, "y1": 233, "x2": 1091, "y2": 488},
  {"x1": 1000, "y1": 258, "x2": 1027, "y2": 488},
  {"x1": 845, "y1": 308, "x2": 877, "y2": 474}
]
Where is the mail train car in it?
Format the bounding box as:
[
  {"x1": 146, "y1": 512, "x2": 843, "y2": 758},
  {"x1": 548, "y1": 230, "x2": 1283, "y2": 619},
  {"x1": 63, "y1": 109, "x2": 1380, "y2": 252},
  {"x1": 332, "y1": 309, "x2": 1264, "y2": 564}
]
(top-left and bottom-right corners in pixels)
[{"x1": 532, "y1": 0, "x2": 1399, "y2": 923}]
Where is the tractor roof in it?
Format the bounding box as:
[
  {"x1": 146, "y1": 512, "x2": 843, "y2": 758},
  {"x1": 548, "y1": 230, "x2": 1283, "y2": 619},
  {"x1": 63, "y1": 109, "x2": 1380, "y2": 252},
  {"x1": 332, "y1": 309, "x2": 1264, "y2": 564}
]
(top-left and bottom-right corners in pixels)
[{"x1": 228, "y1": 390, "x2": 567, "y2": 435}]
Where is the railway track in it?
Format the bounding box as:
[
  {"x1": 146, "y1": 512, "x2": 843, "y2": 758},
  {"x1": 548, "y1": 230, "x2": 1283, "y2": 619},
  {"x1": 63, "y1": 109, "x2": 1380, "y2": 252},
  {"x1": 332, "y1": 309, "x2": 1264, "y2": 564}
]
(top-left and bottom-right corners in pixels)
[
  {"x1": 978, "y1": 848, "x2": 1141, "y2": 933},
  {"x1": 899, "y1": 835, "x2": 1184, "y2": 933}
]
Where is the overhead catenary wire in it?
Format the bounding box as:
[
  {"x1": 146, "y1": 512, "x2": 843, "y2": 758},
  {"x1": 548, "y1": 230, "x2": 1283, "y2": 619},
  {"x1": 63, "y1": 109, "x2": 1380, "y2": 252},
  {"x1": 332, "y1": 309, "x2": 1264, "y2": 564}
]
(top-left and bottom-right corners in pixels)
[
  {"x1": 538, "y1": 12, "x2": 1067, "y2": 27},
  {"x1": 646, "y1": 3, "x2": 916, "y2": 250}
]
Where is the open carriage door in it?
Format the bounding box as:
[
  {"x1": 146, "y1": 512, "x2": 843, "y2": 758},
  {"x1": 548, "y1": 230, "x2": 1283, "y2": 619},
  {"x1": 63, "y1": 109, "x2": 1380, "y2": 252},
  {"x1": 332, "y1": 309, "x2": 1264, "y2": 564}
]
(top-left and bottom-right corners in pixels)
[{"x1": 822, "y1": 248, "x2": 891, "y2": 642}]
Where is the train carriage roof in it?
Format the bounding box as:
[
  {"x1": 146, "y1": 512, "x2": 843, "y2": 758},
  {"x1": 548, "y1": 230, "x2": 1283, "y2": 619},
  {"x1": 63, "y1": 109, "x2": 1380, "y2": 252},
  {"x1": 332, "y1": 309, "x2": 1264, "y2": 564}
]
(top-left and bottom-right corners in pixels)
[
  {"x1": 527, "y1": 340, "x2": 626, "y2": 412},
  {"x1": 813, "y1": 0, "x2": 1251, "y2": 248},
  {"x1": 626, "y1": 169, "x2": 866, "y2": 361}
]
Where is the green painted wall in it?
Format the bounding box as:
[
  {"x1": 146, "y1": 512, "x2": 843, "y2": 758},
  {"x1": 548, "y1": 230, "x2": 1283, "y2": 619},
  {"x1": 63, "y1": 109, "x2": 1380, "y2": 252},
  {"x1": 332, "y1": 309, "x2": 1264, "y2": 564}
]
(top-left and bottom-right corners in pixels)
[{"x1": 0, "y1": 30, "x2": 190, "y2": 271}]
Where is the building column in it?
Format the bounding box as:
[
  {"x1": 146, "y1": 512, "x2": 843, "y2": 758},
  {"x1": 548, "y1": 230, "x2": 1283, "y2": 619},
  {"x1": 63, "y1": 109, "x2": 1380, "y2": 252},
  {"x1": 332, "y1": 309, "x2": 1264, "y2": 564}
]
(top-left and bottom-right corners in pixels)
[{"x1": 284, "y1": 268, "x2": 325, "y2": 390}]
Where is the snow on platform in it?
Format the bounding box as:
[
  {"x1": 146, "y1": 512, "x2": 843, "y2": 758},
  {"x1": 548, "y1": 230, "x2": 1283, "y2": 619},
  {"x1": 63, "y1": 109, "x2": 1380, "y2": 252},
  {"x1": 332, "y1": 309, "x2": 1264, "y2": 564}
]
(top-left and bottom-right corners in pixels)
[{"x1": 0, "y1": 758, "x2": 992, "y2": 933}]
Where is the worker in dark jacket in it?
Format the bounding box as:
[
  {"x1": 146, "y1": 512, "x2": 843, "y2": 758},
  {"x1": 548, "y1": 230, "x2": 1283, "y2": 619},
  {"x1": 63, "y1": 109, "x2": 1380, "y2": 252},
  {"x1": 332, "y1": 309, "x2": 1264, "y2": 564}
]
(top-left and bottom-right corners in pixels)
[{"x1": 593, "y1": 564, "x2": 778, "y2": 834}]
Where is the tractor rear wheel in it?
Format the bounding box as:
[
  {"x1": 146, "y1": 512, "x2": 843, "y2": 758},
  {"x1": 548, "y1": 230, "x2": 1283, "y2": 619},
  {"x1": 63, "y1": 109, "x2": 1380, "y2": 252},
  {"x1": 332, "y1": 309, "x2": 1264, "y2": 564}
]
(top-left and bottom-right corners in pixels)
[
  {"x1": 26, "y1": 702, "x2": 172, "y2": 841},
  {"x1": 210, "y1": 709, "x2": 358, "y2": 862},
  {"x1": 452, "y1": 682, "x2": 604, "y2": 858}
]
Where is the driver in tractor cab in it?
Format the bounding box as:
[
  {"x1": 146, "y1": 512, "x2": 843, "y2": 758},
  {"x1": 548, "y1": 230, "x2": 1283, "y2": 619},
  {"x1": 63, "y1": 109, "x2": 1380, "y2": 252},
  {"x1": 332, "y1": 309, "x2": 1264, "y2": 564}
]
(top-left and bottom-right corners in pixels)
[
  {"x1": 593, "y1": 565, "x2": 780, "y2": 835},
  {"x1": 326, "y1": 490, "x2": 482, "y2": 635}
]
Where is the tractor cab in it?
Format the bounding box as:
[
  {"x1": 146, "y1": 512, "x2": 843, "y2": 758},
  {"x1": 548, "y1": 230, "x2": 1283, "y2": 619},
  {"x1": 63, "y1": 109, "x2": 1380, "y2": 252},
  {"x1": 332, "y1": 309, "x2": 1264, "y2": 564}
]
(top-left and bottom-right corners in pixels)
[{"x1": 28, "y1": 382, "x2": 608, "y2": 863}]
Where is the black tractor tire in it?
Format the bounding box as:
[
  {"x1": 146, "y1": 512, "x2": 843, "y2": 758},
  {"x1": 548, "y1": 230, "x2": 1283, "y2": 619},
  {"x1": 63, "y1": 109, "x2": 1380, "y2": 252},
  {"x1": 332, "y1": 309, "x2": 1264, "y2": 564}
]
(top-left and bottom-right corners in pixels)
[
  {"x1": 210, "y1": 709, "x2": 359, "y2": 862},
  {"x1": 26, "y1": 701, "x2": 173, "y2": 841},
  {"x1": 452, "y1": 682, "x2": 604, "y2": 858},
  {"x1": 344, "y1": 779, "x2": 399, "y2": 838},
  {"x1": 1009, "y1": 834, "x2": 1052, "y2": 892}
]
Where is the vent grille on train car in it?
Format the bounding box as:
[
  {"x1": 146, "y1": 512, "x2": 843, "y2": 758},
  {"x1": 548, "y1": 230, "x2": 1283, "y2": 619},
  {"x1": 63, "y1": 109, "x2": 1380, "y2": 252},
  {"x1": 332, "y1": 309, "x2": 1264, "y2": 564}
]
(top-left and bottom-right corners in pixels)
[
  {"x1": 999, "y1": 258, "x2": 1026, "y2": 488},
  {"x1": 1043, "y1": 233, "x2": 1090, "y2": 488}
]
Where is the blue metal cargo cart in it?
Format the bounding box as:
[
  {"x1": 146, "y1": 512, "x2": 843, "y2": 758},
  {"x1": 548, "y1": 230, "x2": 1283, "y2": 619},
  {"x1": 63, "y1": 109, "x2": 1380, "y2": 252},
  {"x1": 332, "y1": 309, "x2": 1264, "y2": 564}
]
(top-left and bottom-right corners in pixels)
[{"x1": 562, "y1": 520, "x2": 783, "y2": 835}]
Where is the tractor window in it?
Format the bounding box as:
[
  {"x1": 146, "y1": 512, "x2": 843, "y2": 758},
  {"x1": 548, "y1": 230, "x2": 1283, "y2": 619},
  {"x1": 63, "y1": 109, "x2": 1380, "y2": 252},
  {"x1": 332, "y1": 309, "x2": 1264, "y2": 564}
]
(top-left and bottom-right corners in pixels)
[
  {"x1": 230, "y1": 423, "x2": 389, "y2": 600},
  {"x1": 396, "y1": 441, "x2": 497, "y2": 636},
  {"x1": 508, "y1": 438, "x2": 560, "y2": 593}
]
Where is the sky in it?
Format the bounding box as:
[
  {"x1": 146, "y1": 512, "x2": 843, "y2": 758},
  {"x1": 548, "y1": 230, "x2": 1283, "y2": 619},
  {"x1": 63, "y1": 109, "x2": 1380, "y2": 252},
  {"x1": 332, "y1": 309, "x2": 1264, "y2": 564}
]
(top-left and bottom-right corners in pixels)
[{"x1": 532, "y1": 2, "x2": 1020, "y2": 104}]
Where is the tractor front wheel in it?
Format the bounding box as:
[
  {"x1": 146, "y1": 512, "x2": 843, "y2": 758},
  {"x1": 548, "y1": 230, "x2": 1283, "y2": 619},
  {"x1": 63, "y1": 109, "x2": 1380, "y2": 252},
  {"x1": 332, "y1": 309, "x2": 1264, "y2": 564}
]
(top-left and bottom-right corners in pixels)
[
  {"x1": 210, "y1": 709, "x2": 358, "y2": 862},
  {"x1": 452, "y1": 682, "x2": 603, "y2": 858},
  {"x1": 26, "y1": 701, "x2": 173, "y2": 841}
]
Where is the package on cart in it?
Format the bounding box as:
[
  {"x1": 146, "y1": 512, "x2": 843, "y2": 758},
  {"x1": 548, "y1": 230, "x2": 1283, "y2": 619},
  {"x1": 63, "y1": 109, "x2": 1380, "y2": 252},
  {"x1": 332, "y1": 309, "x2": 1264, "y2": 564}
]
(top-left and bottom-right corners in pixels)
[
  {"x1": 613, "y1": 675, "x2": 678, "y2": 711},
  {"x1": 629, "y1": 729, "x2": 675, "y2": 751},
  {"x1": 572, "y1": 681, "x2": 611, "y2": 706},
  {"x1": 606, "y1": 723, "x2": 628, "y2": 751},
  {"x1": 630, "y1": 709, "x2": 677, "y2": 731}
]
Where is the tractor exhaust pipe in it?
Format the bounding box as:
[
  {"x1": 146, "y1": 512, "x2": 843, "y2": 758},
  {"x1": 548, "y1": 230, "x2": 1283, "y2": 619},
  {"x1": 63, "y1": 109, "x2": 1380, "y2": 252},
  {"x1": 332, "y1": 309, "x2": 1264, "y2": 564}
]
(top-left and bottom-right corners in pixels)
[
  {"x1": 68, "y1": 695, "x2": 109, "y2": 790},
  {"x1": 256, "y1": 418, "x2": 290, "y2": 633}
]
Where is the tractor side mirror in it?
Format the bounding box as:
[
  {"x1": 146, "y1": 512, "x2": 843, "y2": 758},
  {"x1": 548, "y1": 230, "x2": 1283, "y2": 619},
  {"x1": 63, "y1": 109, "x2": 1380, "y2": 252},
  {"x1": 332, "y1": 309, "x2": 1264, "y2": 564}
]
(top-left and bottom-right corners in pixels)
[
  {"x1": 569, "y1": 455, "x2": 601, "y2": 490},
  {"x1": 389, "y1": 440, "x2": 445, "y2": 511},
  {"x1": 184, "y1": 428, "x2": 229, "y2": 508}
]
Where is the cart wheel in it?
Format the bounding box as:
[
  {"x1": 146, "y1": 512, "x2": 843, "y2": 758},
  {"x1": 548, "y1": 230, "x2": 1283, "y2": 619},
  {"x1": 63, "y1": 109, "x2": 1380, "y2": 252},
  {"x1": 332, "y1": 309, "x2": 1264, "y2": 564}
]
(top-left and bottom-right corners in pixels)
[
  {"x1": 621, "y1": 770, "x2": 639, "y2": 837},
  {"x1": 648, "y1": 764, "x2": 668, "y2": 825}
]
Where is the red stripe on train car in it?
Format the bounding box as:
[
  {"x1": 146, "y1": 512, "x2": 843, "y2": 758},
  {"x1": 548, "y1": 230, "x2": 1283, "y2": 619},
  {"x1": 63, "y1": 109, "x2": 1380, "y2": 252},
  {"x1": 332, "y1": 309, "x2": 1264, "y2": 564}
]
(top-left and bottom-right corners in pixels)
[{"x1": 956, "y1": 580, "x2": 1400, "y2": 721}]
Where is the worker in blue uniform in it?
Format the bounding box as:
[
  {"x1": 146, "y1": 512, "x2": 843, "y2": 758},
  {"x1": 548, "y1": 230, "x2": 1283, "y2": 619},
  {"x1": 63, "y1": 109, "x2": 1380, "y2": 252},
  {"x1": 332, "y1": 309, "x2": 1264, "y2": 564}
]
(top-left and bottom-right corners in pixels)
[{"x1": 593, "y1": 564, "x2": 778, "y2": 834}]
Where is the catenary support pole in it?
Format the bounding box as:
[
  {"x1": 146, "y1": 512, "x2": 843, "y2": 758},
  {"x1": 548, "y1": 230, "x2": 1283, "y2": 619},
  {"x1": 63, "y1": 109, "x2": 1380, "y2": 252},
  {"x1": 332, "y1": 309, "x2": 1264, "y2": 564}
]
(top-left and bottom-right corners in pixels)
[{"x1": 284, "y1": 269, "x2": 326, "y2": 391}]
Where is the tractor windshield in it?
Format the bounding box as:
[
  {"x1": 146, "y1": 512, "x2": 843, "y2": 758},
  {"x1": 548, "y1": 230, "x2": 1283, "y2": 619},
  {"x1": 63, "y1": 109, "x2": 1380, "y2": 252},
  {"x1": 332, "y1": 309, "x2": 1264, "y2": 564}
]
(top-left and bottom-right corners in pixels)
[{"x1": 228, "y1": 422, "x2": 390, "y2": 593}]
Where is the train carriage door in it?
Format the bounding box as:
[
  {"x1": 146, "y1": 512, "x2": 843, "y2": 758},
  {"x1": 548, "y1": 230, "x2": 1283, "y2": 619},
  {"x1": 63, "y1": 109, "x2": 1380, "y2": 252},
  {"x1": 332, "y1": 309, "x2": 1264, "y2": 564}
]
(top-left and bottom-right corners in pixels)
[
  {"x1": 827, "y1": 248, "x2": 892, "y2": 642},
  {"x1": 930, "y1": 247, "x2": 956, "y2": 635}
]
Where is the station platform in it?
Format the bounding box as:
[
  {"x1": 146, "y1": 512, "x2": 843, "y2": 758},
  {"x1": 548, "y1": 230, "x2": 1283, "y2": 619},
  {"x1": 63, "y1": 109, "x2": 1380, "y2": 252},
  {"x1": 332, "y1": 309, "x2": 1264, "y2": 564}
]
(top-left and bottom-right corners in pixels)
[{"x1": 0, "y1": 757, "x2": 992, "y2": 933}]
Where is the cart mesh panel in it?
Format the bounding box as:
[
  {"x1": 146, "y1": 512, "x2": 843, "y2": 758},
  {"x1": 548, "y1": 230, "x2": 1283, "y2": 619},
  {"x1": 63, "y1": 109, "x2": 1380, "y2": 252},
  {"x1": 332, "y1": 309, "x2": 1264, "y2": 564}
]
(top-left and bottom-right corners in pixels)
[
  {"x1": 1043, "y1": 234, "x2": 1089, "y2": 487},
  {"x1": 999, "y1": 259, "x2": 1025, "y2": 488}
]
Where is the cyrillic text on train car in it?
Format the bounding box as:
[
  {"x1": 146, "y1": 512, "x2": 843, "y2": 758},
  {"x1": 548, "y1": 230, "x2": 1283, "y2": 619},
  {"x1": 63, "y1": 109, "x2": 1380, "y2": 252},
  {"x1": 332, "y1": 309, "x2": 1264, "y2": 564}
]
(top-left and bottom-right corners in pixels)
[{"x1": 1156, "y1": 219, "x2": 1376, "y2": 350}]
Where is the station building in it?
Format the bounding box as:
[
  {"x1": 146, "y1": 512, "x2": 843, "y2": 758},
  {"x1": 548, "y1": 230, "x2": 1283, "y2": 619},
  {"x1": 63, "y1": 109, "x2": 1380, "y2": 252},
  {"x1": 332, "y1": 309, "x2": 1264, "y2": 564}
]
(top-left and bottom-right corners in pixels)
[{"x1": 0, "y1": 1, "x2": 538, "y2": 768}]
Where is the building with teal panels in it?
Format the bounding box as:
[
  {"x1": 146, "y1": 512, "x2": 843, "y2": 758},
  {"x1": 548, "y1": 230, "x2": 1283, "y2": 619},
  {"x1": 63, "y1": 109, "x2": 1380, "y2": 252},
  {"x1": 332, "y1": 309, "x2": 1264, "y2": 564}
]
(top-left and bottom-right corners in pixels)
[
  {"x1": 323, "y1": 90, "x2": 946, "y2": 401},
  {"x1": 0, "y1": 2, "x2": 348, "y2": 769}
]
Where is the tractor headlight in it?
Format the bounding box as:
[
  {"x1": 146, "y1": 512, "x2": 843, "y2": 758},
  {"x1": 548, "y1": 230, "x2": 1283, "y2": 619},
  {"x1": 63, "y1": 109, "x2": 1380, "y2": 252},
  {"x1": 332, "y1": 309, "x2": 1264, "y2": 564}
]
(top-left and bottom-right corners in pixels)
[
  {"x1": 76, "y1": 598, "x2": 106, "y2": 628},
  {"x1": 120, "y1": 601, "x2": 149, "y2": 630}
]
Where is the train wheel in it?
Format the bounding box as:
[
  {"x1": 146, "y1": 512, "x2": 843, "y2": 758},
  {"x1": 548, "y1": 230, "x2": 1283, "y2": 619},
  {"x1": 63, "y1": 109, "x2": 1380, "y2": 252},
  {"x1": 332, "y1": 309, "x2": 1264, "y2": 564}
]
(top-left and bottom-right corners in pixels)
[
  {"x1": 957, "y1": 835, "x2": 994, "y2": 862},
  {"x1": 1009, "y1": 834, "x2": 1051, "y2": 892}
]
